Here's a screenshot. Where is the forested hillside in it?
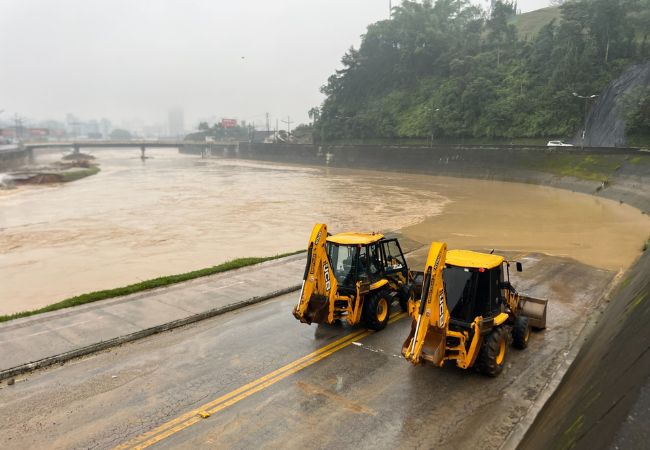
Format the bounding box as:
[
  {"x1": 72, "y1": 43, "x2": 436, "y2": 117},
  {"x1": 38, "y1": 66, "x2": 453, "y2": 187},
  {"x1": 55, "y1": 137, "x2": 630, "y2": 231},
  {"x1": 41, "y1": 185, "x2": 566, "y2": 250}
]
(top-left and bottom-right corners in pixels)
[{"x1": 313, "y1": 0, "x2": 650, "y2": 142}]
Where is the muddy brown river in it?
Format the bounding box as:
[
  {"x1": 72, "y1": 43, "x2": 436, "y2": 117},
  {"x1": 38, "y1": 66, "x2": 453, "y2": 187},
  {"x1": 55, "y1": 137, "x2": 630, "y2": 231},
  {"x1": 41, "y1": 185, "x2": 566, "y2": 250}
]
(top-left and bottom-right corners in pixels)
[{"x1": 1, "y1": 148, "x2": 649, "y2": 315}]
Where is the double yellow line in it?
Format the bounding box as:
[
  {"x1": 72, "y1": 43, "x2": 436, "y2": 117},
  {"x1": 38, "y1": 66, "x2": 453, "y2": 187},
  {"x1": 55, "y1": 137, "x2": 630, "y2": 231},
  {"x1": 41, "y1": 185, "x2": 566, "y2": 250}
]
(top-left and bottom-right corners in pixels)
[{"x1": 115, "y1": 312, "x2": 406, "y2": 450}]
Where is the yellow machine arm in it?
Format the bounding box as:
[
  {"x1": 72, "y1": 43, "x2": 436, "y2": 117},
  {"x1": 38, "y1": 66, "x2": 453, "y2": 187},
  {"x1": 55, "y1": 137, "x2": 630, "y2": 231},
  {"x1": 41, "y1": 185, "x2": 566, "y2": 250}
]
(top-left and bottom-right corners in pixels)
[
  {"x1": 402, "y1": 242, "x2": 449, "y2": 365},
  {"x1": 292, "y1": 223, "x2": 338, "y2": 324}
]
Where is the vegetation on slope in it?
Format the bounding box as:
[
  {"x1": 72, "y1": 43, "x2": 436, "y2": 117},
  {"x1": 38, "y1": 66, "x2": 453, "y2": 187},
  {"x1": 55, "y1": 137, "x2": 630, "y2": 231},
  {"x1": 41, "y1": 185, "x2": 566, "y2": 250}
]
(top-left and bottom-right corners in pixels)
[{"x1": 313, "y1": 0, "x2": 650, "y2": 142}]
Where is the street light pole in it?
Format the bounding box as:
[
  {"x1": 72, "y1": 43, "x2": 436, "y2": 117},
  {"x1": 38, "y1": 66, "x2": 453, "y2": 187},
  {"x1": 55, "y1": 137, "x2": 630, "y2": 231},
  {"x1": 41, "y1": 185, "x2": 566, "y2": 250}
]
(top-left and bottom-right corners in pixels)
[{"x1": 572, "y1": 92, "x2": 598, "y2": 149}]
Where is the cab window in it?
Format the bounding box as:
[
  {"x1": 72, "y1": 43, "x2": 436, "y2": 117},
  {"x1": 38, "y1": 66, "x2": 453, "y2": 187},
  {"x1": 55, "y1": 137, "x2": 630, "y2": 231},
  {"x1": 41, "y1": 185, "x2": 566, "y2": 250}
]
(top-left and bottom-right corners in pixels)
[
  {"x1": 368, "y1": 244, "x2": 382, "y2": 278},
  {"x1": 327, "y1": 243, "x2": 358, "y2": 287},
  {"x1": 382, "y1": 240, "x2": 405, "y2": 272}
]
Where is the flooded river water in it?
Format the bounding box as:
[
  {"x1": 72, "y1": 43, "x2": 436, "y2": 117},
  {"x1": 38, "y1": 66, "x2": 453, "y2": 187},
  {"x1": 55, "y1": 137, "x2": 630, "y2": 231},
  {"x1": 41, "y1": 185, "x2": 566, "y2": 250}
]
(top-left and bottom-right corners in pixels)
[{"x1": 1, "y1": 148, "x2": 649, "y2": 315}]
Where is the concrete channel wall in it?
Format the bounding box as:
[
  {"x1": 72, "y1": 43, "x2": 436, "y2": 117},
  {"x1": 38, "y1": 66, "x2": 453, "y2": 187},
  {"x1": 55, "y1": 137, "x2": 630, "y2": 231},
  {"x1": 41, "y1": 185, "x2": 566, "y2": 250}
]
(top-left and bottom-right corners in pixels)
[
  {"x1": 228, "y1": 142, "x2": 650, "y2": 212},
  {"x1": 209, "y1": 142, "x2": 650, "y2": 449}
]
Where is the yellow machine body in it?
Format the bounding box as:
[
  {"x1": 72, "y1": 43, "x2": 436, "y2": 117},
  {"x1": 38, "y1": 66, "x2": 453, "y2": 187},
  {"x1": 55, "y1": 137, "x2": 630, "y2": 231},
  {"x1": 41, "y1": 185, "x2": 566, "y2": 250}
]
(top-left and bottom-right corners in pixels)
[
  {"x1": 292, "y1": 224, "x2": 410, "y2": 330},
  {"x1": 402, "y1": 244, "x2": 548, "y2": 376}
]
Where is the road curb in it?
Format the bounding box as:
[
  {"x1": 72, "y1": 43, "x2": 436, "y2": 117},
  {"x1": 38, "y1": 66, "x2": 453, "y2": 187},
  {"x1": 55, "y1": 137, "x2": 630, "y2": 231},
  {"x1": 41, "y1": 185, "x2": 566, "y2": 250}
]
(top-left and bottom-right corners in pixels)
[{"x1": 0, "y1": 284, "x2": 301, "y2": 382}]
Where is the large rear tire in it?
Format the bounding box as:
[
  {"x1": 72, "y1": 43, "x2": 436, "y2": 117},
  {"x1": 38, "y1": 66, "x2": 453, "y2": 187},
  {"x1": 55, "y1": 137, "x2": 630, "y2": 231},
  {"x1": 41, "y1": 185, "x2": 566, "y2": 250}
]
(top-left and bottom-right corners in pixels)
[
  {"x1": 478, "y1": 326, "x2": 508, "y2": 377},
  {"x1": 512, "y1": 316, "x2": 531, "y2": 349},
  {"x1": 363, "y1": 290, "x2": 391, "y2": 331}
]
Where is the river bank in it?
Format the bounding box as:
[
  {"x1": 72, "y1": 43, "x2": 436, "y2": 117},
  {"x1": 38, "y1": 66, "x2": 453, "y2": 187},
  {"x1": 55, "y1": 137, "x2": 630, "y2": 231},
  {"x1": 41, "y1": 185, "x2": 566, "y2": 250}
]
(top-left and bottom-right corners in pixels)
[
  {"x1": 0, "y1": 153, "x2": 99, "y2": 191},
  {"x1": 1, "y1": 148, "x2": 649, "y2": 316}
]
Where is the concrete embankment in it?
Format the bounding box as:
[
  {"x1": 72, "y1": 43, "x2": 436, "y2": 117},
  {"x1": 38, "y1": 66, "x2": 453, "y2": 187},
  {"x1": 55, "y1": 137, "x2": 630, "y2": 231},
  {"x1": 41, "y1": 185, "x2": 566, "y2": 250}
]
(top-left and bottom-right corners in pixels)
[
  {"x1": 223, "y1": 142, "x2": 650, "y2": 212},
  {"x1": 207, "y1": 142, "x2": 650, "y2": 449},
  {"x1": 0, "y1": 146, "x2": 31, "y2": 171}
]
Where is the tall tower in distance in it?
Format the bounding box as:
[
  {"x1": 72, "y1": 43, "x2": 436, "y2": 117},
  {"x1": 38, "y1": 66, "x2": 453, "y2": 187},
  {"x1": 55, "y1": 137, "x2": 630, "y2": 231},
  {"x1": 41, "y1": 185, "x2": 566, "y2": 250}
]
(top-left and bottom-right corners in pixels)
[{"x1": 168, "y1": 106, "x2": 185, "y2": 138}]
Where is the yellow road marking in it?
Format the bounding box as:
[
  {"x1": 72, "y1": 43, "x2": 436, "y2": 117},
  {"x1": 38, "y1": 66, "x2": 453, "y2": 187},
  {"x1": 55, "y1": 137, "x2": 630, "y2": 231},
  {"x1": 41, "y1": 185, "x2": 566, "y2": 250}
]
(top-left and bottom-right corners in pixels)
[{"x1": 116, "y1": 312, "x2": 406, "y2": 449}]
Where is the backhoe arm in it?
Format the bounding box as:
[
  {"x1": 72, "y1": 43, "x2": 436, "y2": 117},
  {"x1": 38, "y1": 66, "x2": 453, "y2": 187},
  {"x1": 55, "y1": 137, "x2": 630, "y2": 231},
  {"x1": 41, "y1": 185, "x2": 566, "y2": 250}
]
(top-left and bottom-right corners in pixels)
[
  {"x1": 402, "y1": 242, "x2": 449, "y2": 365},
  {"x1": 292, "y1": 223, "x2": 338, "y2": 324}
]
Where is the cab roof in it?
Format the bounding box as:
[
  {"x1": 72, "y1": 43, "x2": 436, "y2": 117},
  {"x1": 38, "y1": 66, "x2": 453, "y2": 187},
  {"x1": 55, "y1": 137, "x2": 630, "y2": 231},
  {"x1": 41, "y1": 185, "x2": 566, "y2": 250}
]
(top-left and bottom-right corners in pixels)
[
  {"x1": 327, "y1": 232, "x2": 384, "y2": 245},
  {"x1": 446, "y1": 249, "x2": 504, "y2": 270}
]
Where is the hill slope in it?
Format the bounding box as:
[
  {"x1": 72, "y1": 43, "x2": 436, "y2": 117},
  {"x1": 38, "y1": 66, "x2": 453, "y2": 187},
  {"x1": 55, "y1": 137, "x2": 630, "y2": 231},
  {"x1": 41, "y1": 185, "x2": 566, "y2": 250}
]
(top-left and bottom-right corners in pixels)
[{"x1": 313, "y1": 0, "x2": 649, "y2": 142}]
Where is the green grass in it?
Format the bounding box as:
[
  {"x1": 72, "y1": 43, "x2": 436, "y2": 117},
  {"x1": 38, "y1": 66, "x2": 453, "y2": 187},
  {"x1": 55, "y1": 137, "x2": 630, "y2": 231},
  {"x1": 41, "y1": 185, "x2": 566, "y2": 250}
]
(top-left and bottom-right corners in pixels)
[
  {"x1": 0, "y1": 250, "x2": 304, "y2": 323},
  {"x1": 542, "y1": 154, "x2": 622, "y2": 182},
  {"x1": 644, "y1": 237, "x2": 649, "y2": 252},
  {"x1": 60, "y1": 166, "x2": 100, "y2": 182}
]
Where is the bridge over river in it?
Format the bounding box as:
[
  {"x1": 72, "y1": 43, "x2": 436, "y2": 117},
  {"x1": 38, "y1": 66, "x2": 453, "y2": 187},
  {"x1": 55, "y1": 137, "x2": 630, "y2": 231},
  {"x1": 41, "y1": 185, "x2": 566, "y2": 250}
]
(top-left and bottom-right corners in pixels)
[{"x1": 0, "y1": 140, "x2": 237, "y2": 168}]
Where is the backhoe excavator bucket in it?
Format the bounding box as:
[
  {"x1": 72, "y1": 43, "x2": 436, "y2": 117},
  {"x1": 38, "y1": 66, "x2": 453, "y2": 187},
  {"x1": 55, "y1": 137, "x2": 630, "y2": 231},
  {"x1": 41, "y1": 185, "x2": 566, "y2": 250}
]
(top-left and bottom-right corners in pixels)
[
  {"x1": 402, "y1": 242, "x2": 449, "y2": 366},
  {"x1": 521, "y1": 295, "x2": 548, "y2": 330},
  {"x1": 292, "y1": 223, "x2": 337, "y2": 325},
  {"x1": 402, "y1": 320, "x2": 447, "y2": 365}
]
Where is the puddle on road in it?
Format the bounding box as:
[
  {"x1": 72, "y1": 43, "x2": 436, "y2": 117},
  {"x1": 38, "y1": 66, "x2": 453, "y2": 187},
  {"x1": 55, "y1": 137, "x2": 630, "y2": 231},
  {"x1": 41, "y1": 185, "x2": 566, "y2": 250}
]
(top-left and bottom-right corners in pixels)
[{"x1": 1, "y1": 149, "x2": 649, "y2": 314}]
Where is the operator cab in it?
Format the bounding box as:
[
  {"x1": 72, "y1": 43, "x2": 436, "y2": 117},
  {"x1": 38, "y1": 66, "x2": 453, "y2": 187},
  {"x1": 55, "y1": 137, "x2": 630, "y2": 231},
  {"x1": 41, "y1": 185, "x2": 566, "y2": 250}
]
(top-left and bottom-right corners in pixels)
[
  {"x1": 326, "y1": 232, "x2": 408, "y2": 293},
  {"x1": 443, "y1": 250, "x2": 506, "y2": 327}
]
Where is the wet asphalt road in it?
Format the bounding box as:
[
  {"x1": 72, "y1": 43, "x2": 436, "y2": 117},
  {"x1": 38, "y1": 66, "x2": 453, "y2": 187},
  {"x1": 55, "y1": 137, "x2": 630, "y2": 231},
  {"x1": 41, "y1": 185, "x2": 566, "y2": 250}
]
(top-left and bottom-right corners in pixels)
[{"x1": 0, "y1": 253, "x2": 614, "y2": 450}]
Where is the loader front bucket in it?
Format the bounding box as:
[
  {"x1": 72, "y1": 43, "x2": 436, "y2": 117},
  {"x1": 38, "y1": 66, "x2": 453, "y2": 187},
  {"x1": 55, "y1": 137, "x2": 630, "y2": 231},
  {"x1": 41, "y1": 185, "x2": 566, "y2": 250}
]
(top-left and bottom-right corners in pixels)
[{"x1": 521, "y1": 295, "x2": 548, "y2": 330}]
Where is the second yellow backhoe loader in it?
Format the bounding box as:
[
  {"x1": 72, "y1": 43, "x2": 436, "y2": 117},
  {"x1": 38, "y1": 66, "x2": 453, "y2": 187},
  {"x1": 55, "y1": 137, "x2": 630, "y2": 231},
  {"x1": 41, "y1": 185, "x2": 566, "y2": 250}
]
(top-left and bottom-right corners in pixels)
[
  {"x1": 292, "y1": 223, "x2": 411, "y2": 330},
  {"x1": 402, "y1": 242, "x2": 548, "y2": 376}
]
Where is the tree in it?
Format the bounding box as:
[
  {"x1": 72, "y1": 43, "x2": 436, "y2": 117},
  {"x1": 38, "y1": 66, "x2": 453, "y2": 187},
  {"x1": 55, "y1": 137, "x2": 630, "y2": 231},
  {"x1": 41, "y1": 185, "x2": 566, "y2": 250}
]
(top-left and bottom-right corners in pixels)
[
  {"x1": 308, "y1": 107, "x2": 321, "y2": 124},
  {"x1": 109, "y1": 128, "x2": 132, "y2": 140},
  {"x1": 197, "y1": 121, "x2": 210, "y2": 131}
]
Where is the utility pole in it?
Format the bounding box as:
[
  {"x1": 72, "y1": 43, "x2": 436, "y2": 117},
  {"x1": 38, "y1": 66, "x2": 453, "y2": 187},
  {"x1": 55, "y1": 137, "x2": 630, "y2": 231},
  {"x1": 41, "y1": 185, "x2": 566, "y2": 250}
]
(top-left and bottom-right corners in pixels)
[
  {"x1": 275, "y1": 119, "x2": 279, "y2": 143},
  {"x1": 281, "y1": 116, "x2": 292, "y2": 135},
  {"x1": 14, "y1": 113, "x2": 24, "y2": 142},
  {"x1": 389, "y1": 0, "x2": 392, "y2": 18},
  {"x1": 265, "y1": 112, "x2": 270, "y2": 134}
]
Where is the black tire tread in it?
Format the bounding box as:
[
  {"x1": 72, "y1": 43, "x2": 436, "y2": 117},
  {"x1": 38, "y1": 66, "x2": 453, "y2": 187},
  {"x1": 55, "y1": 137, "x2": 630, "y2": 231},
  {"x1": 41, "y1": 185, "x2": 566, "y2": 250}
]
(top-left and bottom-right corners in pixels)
[
  {"x1": 477, "y1": 326, "x2": 507, "y2": 377},
  {"x1": 362, "y1": 290, "x2": 390, "y2": 331},
  {"x1": 398, "y1": 284, "x2": 411, "y2": 312},
  {"x1": 512, "y1": 316, "x2": 530, "y2": 349}
]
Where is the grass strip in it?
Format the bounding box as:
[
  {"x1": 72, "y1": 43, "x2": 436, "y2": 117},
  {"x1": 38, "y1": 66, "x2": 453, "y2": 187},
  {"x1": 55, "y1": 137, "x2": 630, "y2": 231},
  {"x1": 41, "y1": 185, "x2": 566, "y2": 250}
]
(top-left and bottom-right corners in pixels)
[
  {"x1": 0, "y1": 250, "x2": 304, "y2": 323},
  {"x1": 60, "y1": 166, "x2": 101, "y2": 182}
]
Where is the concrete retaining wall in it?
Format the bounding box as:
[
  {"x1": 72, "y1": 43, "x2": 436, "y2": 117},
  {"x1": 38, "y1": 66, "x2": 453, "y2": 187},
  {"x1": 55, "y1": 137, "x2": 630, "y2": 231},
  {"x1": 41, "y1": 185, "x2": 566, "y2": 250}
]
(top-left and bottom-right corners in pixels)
[
  {"x1": 233, "y1": 143, "x2": 650, "y2": 213},
  {"x1": 0, "y1": 146, "x2": 31, "y2": 171}
]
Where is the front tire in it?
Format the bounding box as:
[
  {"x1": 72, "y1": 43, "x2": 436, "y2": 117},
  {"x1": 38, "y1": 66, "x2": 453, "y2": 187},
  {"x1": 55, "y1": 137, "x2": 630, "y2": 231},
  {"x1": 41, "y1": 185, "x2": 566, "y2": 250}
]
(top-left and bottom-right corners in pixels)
[
  {"x1": 478, "y1": 326, "x2": 508, "y2": 377},
  {"x1": 512, "y1": 316, "x2": 531, "y2": 349},
  {"x1": 397, "y1": 284, "x2": 411, "y2": 312},
  {"x1": 363, "y1": 290, "x2": 391, "y2": 331}
]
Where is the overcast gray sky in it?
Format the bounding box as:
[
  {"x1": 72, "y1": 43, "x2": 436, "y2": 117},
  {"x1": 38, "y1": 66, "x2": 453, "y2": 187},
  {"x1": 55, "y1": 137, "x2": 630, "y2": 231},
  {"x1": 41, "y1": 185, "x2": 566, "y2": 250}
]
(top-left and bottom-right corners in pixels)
[{"x1": 1, "y1": 0, "x2": 551, "y2": 130}]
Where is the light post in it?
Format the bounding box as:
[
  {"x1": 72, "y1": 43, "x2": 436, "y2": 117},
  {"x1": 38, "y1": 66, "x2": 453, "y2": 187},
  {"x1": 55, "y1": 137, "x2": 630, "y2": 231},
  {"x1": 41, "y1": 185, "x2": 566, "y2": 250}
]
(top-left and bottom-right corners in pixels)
[{"x1": 572, "y1": 92, "x2": 598, "y2": 148}]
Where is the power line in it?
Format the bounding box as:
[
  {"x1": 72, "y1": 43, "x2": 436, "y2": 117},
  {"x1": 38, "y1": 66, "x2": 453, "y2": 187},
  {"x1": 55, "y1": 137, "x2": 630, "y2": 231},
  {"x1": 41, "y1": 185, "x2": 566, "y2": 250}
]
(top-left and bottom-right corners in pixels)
[{"x1": 280, "y1": 116, "x2": 292, "y2": 134}]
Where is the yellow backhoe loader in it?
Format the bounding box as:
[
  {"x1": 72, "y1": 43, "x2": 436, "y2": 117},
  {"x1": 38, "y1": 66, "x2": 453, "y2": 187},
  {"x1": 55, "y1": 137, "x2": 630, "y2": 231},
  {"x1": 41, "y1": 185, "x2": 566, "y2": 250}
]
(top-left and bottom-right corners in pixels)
[
  {"x1": 402, "y1": 242, "x2": 548, "y2": 376},
  {"x1": 292, "y1": 223, "x2": 411, "y2": 330}
]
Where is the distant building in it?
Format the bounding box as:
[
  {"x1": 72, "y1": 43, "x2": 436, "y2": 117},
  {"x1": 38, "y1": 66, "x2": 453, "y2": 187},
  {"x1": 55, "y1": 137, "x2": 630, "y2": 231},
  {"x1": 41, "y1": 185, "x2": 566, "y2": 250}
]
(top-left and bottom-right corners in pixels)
[
  {"x1": 168, "y1": 107, "x2": 185, "y2": 138},
  {"x1": 251, "y1": 130, "x2": 275, "y2": 143}
]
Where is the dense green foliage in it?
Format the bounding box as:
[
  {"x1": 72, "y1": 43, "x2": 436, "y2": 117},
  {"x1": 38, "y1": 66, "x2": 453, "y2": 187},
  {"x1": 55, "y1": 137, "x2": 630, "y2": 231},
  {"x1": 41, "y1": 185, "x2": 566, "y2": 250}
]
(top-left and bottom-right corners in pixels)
[
  {"x1": 314, "y1": 0, "x2": 650, "y2": 142},
  {"x1": 0, "y1": 250, "x2": 303, "y2": 323},
  {"x1": 625, "y1": 87, "x2": 650, "y2": 142}
]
